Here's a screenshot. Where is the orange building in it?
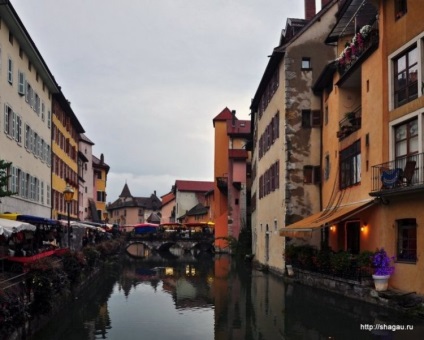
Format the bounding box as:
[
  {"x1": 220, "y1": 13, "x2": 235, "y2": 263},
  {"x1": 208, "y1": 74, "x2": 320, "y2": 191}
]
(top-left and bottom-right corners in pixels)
[
  {"x1": 213, "y1": 108, "x2": 251, "y2": 251},
  {"x1": 282, "y1": 0, "x2": 424, "y2": 294}
]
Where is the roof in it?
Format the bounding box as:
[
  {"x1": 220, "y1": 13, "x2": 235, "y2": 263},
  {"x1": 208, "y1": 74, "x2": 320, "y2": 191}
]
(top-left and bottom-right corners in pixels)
[
  {"x1": 119, "y1": 183, "x2": 132, "y2": 198},
  {"x1": 161, "y1": 192, "x2": 175, "y2": 206},
  {"x1": 325, "y1": 0, "x2": 378, "y2": 44},
  {"x1": 186, "y1": 203, "x2": 209, "y2": 216},
  {"x1": 108, "y1": 190, "x2": 162, "y2": 211},
  {"x1": 53, "y1": 91, "x2": 85, "y2": 133},
  {"x1": 174, "y1": 180, "x2": 214, "y2": 193},
  {"x1": 312, "y1": 61, "x2": 338, "y2": 94},
  {"x1": 80, "y1": 133, "x2": 95, "y2": 145},
  {"x1": 147, "y1": 212, "x2": 161, "y2": 224},
  {"x1": 92, "y1": 154, "x2": 110, "y2": 172},
  {"x1": 251, "y1": 0, "x2": 338, "y2": 111},
  {"x1": 0, "y1": 2, "x2": 59, "y2": 94},
  {"x1": 213, "y1": 107, "x2": 235, "y2": 127}
]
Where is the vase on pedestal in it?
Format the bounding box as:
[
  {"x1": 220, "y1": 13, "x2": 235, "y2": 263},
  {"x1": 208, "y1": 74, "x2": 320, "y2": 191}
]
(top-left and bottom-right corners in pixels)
[{"x1": 372, "y1": 274, "x2": 390, "y2": 291}]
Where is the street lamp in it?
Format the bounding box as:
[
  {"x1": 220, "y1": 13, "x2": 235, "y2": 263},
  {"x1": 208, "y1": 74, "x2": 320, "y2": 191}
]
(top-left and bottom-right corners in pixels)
[{"x1": 63, "y1": 183, "x2": 75, "y2": 250}]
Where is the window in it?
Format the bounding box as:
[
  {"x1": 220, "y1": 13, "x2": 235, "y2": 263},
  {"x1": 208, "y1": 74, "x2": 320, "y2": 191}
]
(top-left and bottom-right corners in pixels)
[
  {"x1": 397, "y1": 218, "x2": 416, "y2": 262},
  {"x1": 340, "y1": 140, "x2": 361, "y2": 189},
  {"x1": 47, "y1": 110, "x2": 51, "y2": 128},
  {"x1": 324, "y1": 155, "x2": 330, "y2": 180},
  {"x1": 394, "y1": 118, "x2": 418, "y2": 159},
  {"x1": 303, "y1": 165, "x2": 321, "y2": 184},
  {"x1": 15, "y1": 114, "x2": 22, "y2": 143},
  {"x1": 41, "y1": 101, "x2": 45, "y2": 121},
  {"x1": 395, "y1": 0, "x2": 407, "y2": 19},
  {"x1": 4, "y1": 104, "x2": 12, "y2": 136},
  {"x1": 301, "y1": 57, "x2": 311, "y2": 70},
  {"x1": 7, "y1": 57, "x2": 13, "y2": 84},
  {"x1": 18, "y1": 71, "x2": 25, "y2": 95},
  {"x1": 302, "y1": 110, "x2": 321, "y2": 128},
  {"x1": 394, "y1": 45, "x2": 417, "y2": 108}
]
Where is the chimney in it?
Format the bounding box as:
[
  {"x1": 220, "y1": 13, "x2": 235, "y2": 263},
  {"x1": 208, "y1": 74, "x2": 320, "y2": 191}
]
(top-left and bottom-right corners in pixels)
[
  {"x1": 321, "y1": 0, "x2": 331, "y2": 8},
  {"x1": 305, "y1": 0, "x2": 316, "y2": 20},
  {"x1": 231, "y1": 110, "x2": 236, "y2": 127}
]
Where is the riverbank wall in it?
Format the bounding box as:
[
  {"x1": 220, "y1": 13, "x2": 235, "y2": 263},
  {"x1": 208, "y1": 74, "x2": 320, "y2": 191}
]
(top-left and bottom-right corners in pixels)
[{"x1": 282, "y1": 267, "x2": 424, "y2": 318}]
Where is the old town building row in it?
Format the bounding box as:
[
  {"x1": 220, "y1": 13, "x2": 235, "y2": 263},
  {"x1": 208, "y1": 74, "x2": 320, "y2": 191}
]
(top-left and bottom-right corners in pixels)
[{"x1": 0, "y1": 2, "x2": 109, "y2": 222}]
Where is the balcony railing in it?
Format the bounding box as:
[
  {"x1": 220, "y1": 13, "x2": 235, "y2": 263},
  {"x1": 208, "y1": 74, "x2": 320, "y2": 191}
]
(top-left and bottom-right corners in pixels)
[
  {"x1": 337, "y1": 22, "x2": 379, "y2": 77},
  {"x1": 370, "y1": 153, "x2": 424, "y2": 194},
  {"x1": 337, "y1": 106, "x2": 361, "y2": 140},
  {"x1": 216, "y1": 176, "x2": 228, "y2": 195}
]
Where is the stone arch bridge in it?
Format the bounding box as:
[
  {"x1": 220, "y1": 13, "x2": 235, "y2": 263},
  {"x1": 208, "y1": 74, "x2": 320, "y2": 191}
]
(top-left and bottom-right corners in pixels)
[{"x1": 126, "y1": 235, "x2": 215, "y2": 255}]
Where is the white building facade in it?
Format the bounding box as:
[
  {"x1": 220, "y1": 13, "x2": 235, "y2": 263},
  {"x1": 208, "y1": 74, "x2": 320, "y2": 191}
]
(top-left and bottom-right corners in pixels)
[{"x1": 0, "y1": 4, "x2": 59, "y2": 216}]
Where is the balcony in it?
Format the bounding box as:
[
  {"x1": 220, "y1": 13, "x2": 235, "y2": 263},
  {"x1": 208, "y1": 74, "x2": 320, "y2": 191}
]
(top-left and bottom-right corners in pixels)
[
  {"x1": 336, "y1": 23, "x2": 379, "y2": 79},
  {"x1": 370, "y1": 153, "x2": 424, "y2": 196},
  {"x1": 336, "y1": 107, "x2": 361, "y2": 140}
]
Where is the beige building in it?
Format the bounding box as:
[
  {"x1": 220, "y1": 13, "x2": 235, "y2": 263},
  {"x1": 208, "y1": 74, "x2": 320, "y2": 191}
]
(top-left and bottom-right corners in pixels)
[
  {"x1": 107, "y1": 183, "x2": 161, "y2": 226},
  {"x1": 78, "y1": 133, "x2": 95, "y2": 221},
  {"x1": 250, "y1": 0, "x2": 337, "y2": 273},
  {"x1": 0, "y1": 3, "x2": 59, "y2": 216}
]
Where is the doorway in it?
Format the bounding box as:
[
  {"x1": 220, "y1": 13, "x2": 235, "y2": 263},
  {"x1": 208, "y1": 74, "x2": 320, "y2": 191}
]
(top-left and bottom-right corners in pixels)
[{"x1": 346, "y1": 221, "x2": 360, "y2": 254}]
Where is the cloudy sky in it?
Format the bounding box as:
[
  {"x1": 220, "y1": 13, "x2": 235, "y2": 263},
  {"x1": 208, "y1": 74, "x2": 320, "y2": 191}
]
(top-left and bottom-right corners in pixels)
[{"x1": 11, "y1": 0, "x2": 321, "y2": 201}]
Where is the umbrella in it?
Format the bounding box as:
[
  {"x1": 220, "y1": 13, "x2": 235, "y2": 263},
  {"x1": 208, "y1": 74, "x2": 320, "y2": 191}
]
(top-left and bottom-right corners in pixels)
[{"x1": 0, "y1": 217, "x2": 36, "y2": 237}]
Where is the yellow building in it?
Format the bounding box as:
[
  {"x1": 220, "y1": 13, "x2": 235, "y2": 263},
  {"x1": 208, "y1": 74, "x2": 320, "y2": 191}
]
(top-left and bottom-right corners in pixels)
[
  {"x1": 93, "y1": 154, "x2": 110, "y2": 222},
  {"x1": 51, "y1": 92, "x2": 84, "y2": 220}
]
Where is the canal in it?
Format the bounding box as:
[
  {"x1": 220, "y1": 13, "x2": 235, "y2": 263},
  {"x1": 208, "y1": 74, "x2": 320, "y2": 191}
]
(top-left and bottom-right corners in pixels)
[{"x1": 31, "y1": 253, "x2": 424, "y2": 340}]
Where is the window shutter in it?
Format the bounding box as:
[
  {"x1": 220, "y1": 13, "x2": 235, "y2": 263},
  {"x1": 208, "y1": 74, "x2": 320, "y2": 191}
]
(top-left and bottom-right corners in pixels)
[
  {"x1": 312, "y1": 110, "x2": 322, "y2": 127},
  {"x1": 302, "y1": 110, "x2": 311, "y2": 128},
  {"x1": 313, "y1": 166, "x2": 321, "y2": 184}
]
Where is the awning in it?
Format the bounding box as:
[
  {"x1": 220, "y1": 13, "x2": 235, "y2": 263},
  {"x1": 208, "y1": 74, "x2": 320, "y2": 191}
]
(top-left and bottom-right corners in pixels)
[
  {"x1": 280, "y1": 200, "x2": 375, "y2": 237},
  {"x1": 0, "y1": 218, "x2": 37, "y2": 237}
]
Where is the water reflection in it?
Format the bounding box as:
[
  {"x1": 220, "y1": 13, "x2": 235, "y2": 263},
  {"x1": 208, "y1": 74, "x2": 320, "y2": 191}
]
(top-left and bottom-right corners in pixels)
[{"x1": 30, "y1": 253, "x2": 424, "y2": 340}]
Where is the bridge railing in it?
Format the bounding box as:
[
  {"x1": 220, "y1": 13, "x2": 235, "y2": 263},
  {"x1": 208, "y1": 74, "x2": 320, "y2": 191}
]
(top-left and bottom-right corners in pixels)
[{"x1": 126, "y1": 231, "x2": 215, "y2": 243}]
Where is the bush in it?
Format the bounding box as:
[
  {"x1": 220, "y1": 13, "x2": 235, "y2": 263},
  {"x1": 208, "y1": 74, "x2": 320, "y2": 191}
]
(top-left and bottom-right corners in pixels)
[
  {"x1": 330, "y1": 251, "x2": 351, "y2": 273},
  {"x1": 83, "y1": 246, "x2": 101, "y2": 268}
]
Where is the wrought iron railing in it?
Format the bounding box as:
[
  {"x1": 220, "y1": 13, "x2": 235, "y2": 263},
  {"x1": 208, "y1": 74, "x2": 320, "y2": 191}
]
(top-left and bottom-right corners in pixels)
[{"x1": 370, "y1": 153, "x2": 424, "y2": 193}]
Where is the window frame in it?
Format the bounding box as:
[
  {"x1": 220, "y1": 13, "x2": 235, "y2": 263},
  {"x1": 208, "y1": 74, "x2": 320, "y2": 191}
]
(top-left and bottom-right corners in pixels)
[
  {"x1": 397, "y1": 218, "x2": 416, "y2": 263},
  {"x1": 395, "y1": 0, "x2": 407, "y2": 20},
  {"x1": 301, "y1": 57, "x2": 311, "y2": 70},
  {"x1": 393, "y1": 44, "x2": 418, "y2": 108},
  {"x1": 302, "y1": 110, "x2": 322, "y2": 128},
  {"x1": 339, "y1": 140, "x2": 361, "y2": 189}
]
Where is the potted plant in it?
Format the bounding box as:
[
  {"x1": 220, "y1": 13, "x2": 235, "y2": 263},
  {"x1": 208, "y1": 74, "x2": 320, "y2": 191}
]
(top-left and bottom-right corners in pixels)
[
  {"x1": 283, "y1": 244, "x2": 297, "y2": 276},
  {"x1": 371, "y1": 248, "x2": 395, "y2": 291}
]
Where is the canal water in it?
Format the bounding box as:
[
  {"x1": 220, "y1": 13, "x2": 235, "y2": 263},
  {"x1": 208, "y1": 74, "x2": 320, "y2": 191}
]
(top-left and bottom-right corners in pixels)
[{"x1": 31, "y1": 253, "x2": 424, "y2": 340}]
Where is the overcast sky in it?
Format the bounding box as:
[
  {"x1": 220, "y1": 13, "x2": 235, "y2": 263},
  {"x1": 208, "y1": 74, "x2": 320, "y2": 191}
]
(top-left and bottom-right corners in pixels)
[{"x1": 11, "y1": 0, "x2": 320, "y2": 202}]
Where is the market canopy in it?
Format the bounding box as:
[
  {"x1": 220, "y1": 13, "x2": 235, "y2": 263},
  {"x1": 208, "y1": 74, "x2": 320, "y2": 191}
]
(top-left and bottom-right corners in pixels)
[
  {"x1": 0, "y1": 217, "x2": 36, "y2": 237},
  {"x1": 279, "y1": 200, "x2": 376, "y2": 238}
]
